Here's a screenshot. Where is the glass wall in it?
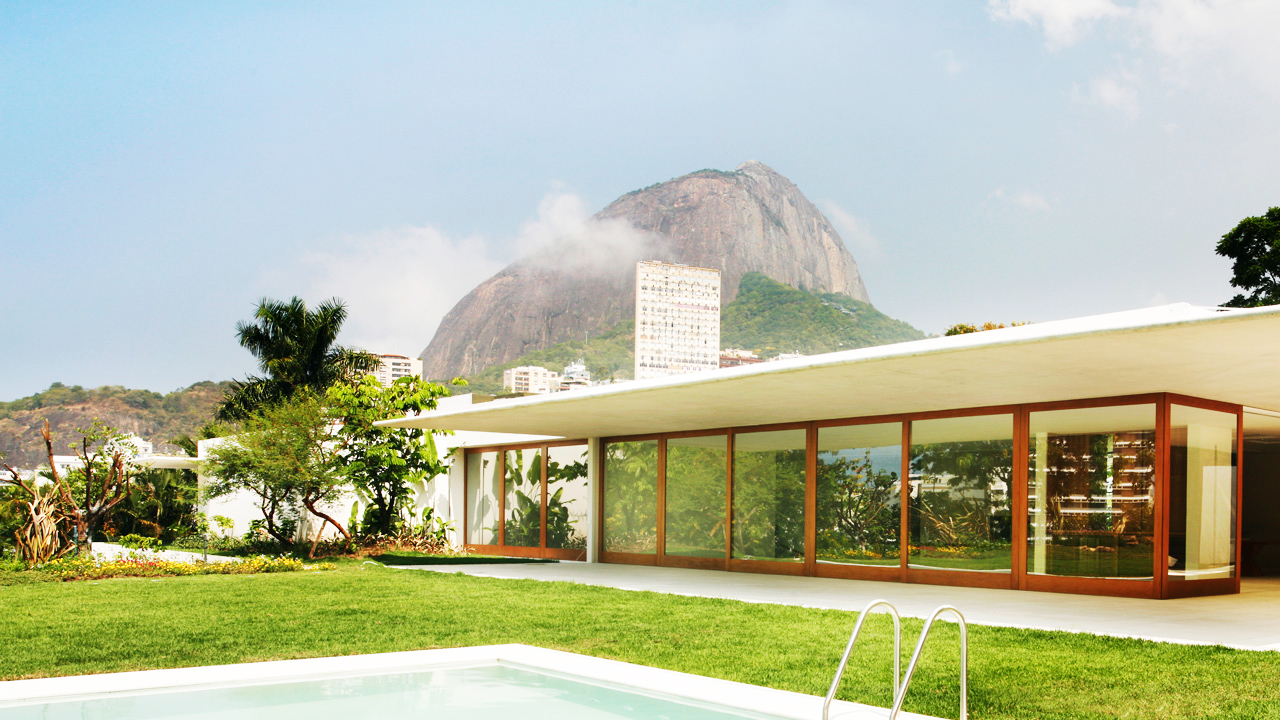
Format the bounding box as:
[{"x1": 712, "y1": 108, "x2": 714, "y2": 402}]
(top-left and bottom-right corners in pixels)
[
  {"x1": 1169, "y1": 405, "x2": 1237, "y2": 581},
  {"x1": 603, "y1": 440, "x2": 659, "y2": 554},
  {"x1": 732, "y1": 429, "x2": 806, "y2": 562},
  {"x1": 909, "y1": 415, "x2": 1013, "y2": 572},
  {"x1": 1027, "y1": 405, "x2": 1156, "y2": 579},
  {"x1": 504, "y1": 448, "x2": 541, "y2": 547},
  {"x1": 816, "y1": 423, "x2": 903, "y2": 566},
  {"x1": 466, "y1": 450, "x2": 500, "y2": 545},
  {"x1": 665, "y1": 435, "x2": 727, "y2": 558},
  {"x1": 546, "y1": 444, "x2": 590, "y2": 551}
]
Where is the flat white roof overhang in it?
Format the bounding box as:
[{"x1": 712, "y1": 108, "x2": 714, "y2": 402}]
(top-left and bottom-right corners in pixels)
[{"x1": 378, "y1": 303, "x2": 1280, "y2": 439}]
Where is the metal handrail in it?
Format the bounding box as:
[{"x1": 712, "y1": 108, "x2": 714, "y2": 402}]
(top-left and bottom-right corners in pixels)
[
  {"x1": 821, "y1": 599, "x2": 901, "y2": 720},
  {"x1": 889, "y1": 605, "x2": 968, "y2": 720}
]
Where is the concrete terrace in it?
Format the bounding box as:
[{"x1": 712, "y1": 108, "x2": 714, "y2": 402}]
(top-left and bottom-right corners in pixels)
[{"x1": 394, "y1": 562, "x2": 1280, "y2": 652}]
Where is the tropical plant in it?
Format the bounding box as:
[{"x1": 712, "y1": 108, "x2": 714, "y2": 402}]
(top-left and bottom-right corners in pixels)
[
  {"x1": 326, "y1": 375, "x2": 450, "y2": 535},
  {"x1": 203, "y1": 393, "x2": 350, "y2": 556},
  {"x1": 1216, "y1": 206, "x2": 1280, "y2": 307},
  {"x1": 218, "y1": 296, "x2": 379, "y2": 420}
]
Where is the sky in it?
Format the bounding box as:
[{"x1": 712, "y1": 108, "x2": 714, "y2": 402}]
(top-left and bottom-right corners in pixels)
[{"x1": 3, "y1": 1, "x2": 1279, "y2": 401}]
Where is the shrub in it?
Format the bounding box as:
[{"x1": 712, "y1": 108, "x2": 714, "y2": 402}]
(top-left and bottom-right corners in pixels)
[
  {"x1": 37, "y1": 553, "x2": 333, "y2": 581},
  {"x1": 117, "y1": 534, "x2": 159, "y2": 550}
]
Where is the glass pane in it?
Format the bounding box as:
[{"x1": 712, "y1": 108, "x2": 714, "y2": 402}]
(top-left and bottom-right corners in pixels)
[
  {"x1": 1028, "y1": 405, "x2": 1157, "y2": 579},
  {"x1": 504, "y1": 448, "x2": 542, "y2": 547},
  {"x1": 546, "y1": 444, "x2": 590, "y2": 550},
  {"x1": 1169, "y1": 405, "x2": 1237, "y2": 581},
  {"x1": 603, "y1": 440, "x2": 658, "y2": 554},
  {"x1": 909, "y1": 415, "x2": 1013, "y2": 572},
  {"x1": 732, "y1": 429, "x2": 806, "y2": 562},
  {"x1": 465, "y1": 451, "x2": 500, "y2": 545},
  {"x1": 817, "y1": 423, "x2": 902, "y2": 566},
  {"x1": 665, "y1": 435, "x2": 727, "y2": 559}
]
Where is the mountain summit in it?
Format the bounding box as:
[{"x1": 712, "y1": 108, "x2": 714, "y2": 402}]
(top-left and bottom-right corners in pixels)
[{"x1": 420, "y1": 161, "x2": 870, "y2": 379}]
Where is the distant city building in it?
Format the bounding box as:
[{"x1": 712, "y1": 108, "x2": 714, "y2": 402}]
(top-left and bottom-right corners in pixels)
[
  {"x1": 373, "y1": 354, "x2": 423, "y2": 387},
  {"x1": 719, "y1": 348, "x2": 764, "y2": 368},
  {"x1": 559, "y1": 359, "x2": 593, "y2": 392},
  {"x1": 635, "y1": 261, "x2": 721, "y2": 381},
  {"x1": 770, "y1": 352, "x2": 807, "y2": 362},
  {"x1": 503, "y1": 366, "x2": 561, "y2": 395}
]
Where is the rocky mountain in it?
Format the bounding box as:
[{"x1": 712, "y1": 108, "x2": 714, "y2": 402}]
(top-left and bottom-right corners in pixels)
[
  {"x1": 420, "y1": 161, "x2": 870, "y2": 379},
  {"x1": 461, "y1": 273, "x2": 923, "y2": 395},
  {"x1": 0, "y1": 382, "x2": 230, "y2": 470}
]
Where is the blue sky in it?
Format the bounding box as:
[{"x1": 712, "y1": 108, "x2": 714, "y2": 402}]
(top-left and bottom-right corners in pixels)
[{"x1": 3, "y1": 1, "x2": 1279, "y2": 400}]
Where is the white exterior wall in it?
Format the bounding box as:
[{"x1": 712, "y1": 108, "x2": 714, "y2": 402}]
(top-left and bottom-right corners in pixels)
[
  {"x1": 635, "y1": 260, "x2": 721, "y2": 381},
  {"x1": 502, "y1": 366, "x2": 560, "y2": 394}
]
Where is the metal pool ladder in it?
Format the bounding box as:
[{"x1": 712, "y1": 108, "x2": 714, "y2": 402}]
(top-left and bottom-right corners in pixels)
[{"x1": 821, "y1": 600, "x2": 968, "y2": 720}]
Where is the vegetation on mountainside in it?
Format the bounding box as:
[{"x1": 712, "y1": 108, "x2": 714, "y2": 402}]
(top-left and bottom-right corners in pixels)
[
  {"x1": 721, "y1": 273, "x2": 923, "y2": 356},
  {"x1": 0, "y1": 381, "x2": 232, "y2": 469},
  {"x1": 462, "y1": 321, "x2": 637, "y2": 394},
  {"x1": 461, "y1": 273, "x2": 923, "y2": 393}
]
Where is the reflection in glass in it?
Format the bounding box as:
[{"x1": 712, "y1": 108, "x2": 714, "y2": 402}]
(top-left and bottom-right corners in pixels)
[
  {"x1": 504, "y1": 448, "x2": 541, "y2": 547},
  {"x1": 1028, "y1": 405, "x2": 1156, "y2": 579},
  {"x1": 603, "y1": 440, "x2": 659, "y2": 554},
  {"x1": 816, "y1": 423, "x2": 902, "y2": 566},
  {"x1": 546, "y1": 444, "x2": 590, "y2": 550},
  {"x1": 1169, "y1": 406, "x2": 1237, "y2": 581},
  {"x1": 909, "y1": 415, "x2": 1013, "y2": 572},
  {"x1": 732, "y1": 430, "x2": 806, "y2": 562},
  {"x1": 665, "y1": 435, "x2": 727, "y2": 558},
  {"x1": 466, "y1": 451, "x2": 500, "y2": 545}
]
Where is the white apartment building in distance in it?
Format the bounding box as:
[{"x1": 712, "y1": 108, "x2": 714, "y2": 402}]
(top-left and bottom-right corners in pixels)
[
  {"x1": 502, "y1": 366, "x2": 561, "y2": 394},
  {"x1": 373, "y1": 354, "x2": 423, "y2": 387},
  {"x1": 635, "y1": 260, "x2": 721, "y2": 381}
]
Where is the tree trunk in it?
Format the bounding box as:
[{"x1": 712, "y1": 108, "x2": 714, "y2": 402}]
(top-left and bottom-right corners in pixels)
[
  {"x1": 308, "y1": 518, "x2": 329, "y2": 559},
  {"x1": 303, "y1": 499, "x2": 351, "y2": 541}
]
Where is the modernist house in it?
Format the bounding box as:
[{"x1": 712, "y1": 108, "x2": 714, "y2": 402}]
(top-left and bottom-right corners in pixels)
[{"x1": 380, "y1": 303, "x2": 1280, "y2": 599}]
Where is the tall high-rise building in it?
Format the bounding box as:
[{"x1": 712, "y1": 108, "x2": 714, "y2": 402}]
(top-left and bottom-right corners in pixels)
[
  {"x1": 373, "y1": 354, "x2": 423, "y2": 387},
  {"x1": 634, "y1": 261, "x2": 721, "y2": 381}
]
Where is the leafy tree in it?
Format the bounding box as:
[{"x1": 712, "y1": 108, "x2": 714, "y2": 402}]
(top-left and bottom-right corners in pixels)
[
  {"x1": 326, "y1": 375, "x2": 450, "y2": 535},
  {"x1": 204, "y1": 393, "x2": 350, "y2": 555},
  {"x1": 815, "y1": 449, "x2": 900, "y2": 561},
  {"x1": 219, "y1": 297, "x2": 379, "y2": 420},
  {"x1": 1215, "y1": 206, "x2": 1280, "y2": 307}
]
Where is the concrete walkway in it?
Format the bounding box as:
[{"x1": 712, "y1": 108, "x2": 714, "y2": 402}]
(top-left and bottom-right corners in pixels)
[{"x1": 394, "y1": 562, "x2": 1280, "y2": 651}]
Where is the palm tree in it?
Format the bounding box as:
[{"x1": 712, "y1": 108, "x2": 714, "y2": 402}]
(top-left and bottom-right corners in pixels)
[{"x1": 218, "y1": 297, "x2": 379, "y2": 420}]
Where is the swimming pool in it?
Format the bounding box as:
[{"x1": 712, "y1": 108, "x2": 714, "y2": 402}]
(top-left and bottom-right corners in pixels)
[{"x1": 0, "y1": 645, "x2": 938, "y2": 720}]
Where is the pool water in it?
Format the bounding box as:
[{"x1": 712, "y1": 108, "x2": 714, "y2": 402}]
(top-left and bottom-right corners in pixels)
[{"x1": 2, "y1": 663, "x2": 784, "y2": 720}]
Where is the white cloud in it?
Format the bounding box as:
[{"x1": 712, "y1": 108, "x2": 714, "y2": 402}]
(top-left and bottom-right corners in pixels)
[
  {"x1": 1135, "y1": 0, "x2": 1280, "y2": 95},
  {"x1": 992, "y1": 0, "x2": 1280, "y2": 99},
  {"x1": 988, "y1": 0, "x2": 1126, "y2": 50},
  {"x1": 987, "y1": 187, "x2": 1053, "y2": 212},
  {"x1": 821, "y1": 201, "x2": 883, "y2": 261},
  {"x1": 1071, "y1": 69, "x2": 1141, "y2": 118},
  {"x1": 513, "y1": 191, "x2": 666, "y2": 273},
  {"x1": 295, "y1": 225, "x2": 503, "y2": 357},
  {"x1": 936, "y1": 49, "x2": 963, "y2": 76}
]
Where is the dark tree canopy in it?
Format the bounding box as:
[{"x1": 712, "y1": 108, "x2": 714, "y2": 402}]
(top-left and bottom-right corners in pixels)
[
  {"x1": 1216, "y1": 206, "x2": 1280, "y2": 308},
  {"x1": 219, "y1": 297, "x2": 378, "y2": 419}
]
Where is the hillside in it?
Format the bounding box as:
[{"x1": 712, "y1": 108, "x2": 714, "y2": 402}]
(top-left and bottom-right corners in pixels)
[
  {"x1": 722, "y1": 273, "x2": 923, "y2": 355},
  {"x1": 463, "y1": 274, "x2": 923, "y2": 394},
  {"x1": 421, "y1": 161, "x2": 869, "y2": 380},
  {"x1": 0, "y1": 381, "x2": 231, "y2": 469}
]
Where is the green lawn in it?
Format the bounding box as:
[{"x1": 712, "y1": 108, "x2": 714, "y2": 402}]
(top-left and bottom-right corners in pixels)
[{"x1": 2, "y1": 566, "x2": 1278, "y2": 719}]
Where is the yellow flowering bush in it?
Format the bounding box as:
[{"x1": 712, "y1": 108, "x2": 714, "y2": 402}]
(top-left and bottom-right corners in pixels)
[{"x1": 38, "y1": 553, "x2": 334, "y2": 581}]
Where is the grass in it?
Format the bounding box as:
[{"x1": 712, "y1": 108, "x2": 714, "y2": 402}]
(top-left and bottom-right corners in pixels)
[{"x1": 2, "y1": 566, "x2": 1279, "y2": 719}]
